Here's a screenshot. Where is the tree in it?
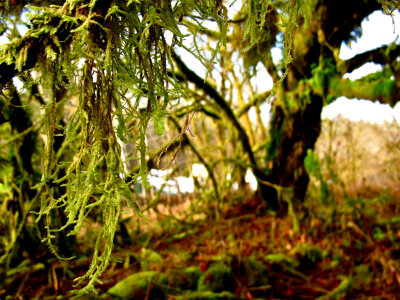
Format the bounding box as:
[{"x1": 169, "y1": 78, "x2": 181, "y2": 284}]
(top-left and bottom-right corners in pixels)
[
  {"x1": 172, "y1": 0, "x2": 400, "y2": 212},
  {"x1": 0, "y1": 0, "x2": 399, "y2": 294}
]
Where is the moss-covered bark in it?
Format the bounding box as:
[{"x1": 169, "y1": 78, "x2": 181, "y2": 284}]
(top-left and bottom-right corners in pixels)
[{"x1": 262, "y1": 90, "x2": 324, "y2": 210}]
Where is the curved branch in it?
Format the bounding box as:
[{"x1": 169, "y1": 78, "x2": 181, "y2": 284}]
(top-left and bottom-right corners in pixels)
[
  {"x1": 342, "y1": 44, "x2": 400, "y2": 75},
  {"x1": 173, "y1": 104, "x2": 221, "y2": 120},
  {"x1": 168, "y1": 116, "x2": 220, "y2": 204},
  {"x1": 0, "y1": 35, "x2": 42, "y2": 86},
  {"x1": 172, "y1": 52, "x2": 258, "y2": 169},
  {"x1": 321, "y1": 0, "x2": 381, "y2": 47},
  {"x1": 172, "y1": 52, "x2": 271, "y2": 186}
]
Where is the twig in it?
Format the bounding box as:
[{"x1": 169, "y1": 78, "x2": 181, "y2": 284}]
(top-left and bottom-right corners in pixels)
[{"x1": 52, "y1": 263, "x2": 59, "y2": 295}]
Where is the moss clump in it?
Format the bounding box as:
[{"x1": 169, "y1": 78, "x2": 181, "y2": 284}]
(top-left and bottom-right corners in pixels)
[
  {"x1": 291, "y1": 243, "x2": 326, "y2": 271},
  {"x1": 166, "y1": 266, "x2": 201, "y2": 290},
  {"x1": 140, "y1": 249, "x2": 163, "y2": 271},
  {"x1": 106, "y1": 271, "x2": 167, "y2": 300},
  {"x1": 197, "y1": 262, "x2": 234, "y2": 293}
]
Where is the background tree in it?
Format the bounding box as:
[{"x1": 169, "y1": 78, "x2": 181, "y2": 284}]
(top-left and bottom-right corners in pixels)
[{"x1": 171, "y1": 0, "x2": 400, "y2": 212}]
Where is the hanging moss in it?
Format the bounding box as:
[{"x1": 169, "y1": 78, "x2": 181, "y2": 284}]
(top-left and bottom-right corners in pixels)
[{"x1": 0, "y1": 0, "x2": 232, "y2": 295}]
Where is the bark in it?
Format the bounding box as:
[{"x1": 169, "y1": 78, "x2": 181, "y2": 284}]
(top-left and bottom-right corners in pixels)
[
  {"x1": 263, "y1": 91, "x2": 324, "y2": 209},
  {"x1": 342, "y1": 44, "x2": 400, "y2": 75}
]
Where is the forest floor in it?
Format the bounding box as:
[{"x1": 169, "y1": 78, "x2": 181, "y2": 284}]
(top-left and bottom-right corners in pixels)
[
  {"x1": 8, "y1": 190, "x2": 400, "y2": 300},
  {"x1": 4, "y1": 113, "x2": 400, "y2": 300}
]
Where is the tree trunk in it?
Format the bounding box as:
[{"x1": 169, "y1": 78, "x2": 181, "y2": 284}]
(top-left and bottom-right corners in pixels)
[
  {"x1": 259, "y1": 90, "x2": 323, "y2": 211},
  {"x1": 257, "y1": 0, "x2": 382, "y2": 212}
]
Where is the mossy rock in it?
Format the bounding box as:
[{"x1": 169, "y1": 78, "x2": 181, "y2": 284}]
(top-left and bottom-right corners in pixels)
[
  {"x1": 197, "y1": 262, "x2": 235, "y2": 293},
  {"x1": 175, "y1": 291, "x2": 236, "y2": 300},
  {"x1": 106, "y1": 271, "x2": 167, "y2": 300},
  {"x1": 140, "y1": 249, "x2": 163, "y2": 271},
  {"x1": 244, "y1": 256, "x2": 269, "y2": 287},
  {"x1": 166, "y1": 266, "x2": 201, "y2": 290}
]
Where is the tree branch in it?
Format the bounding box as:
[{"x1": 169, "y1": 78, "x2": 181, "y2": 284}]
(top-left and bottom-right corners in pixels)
[
  {"x1": 321, "y1": 0, "x2": 381, "y2": 47},
  {"x1": 236, "y1": 90, "x2": 270, "y2": 118},
  {"x1": 0, "y1": 35, "x2": 42, "y2": 86},
  {"x1": 330, "y1": 77, "x2": 399, "y2": 106},
  {"x1": 173, "y1": 104, "x2": 221, "y2": 120},
  {"x1": 342, "y1": 44, "x2": 400, "y2": 75},
  {"x1": 168, "y1": 116, "x2": 220, "y2": 203},
  {"x1": 172, "y1": 52, "x2": 258, "y2": 166},
  {"x1": 172, "y1": 52, "x2": 271, "y2": 184},
  {"x1": 0, "y1": 0, "x2": 113, "y2": 87}
]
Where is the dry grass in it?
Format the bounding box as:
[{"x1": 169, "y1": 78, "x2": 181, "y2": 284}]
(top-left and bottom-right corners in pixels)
[{"x1": 314, "y1": 116, "x2": 400, "y2": 200}]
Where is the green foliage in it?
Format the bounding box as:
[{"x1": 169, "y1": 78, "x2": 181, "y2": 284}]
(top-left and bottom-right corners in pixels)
[
  {"x1": 309, "y1": 58, "x2": 337, "y2": 104},
  {"x1": 236, "y1": 0, "x2": 313, "y2": 74},
  {"x1": 316, "y1": 276, "x2": 352, "y2": 299},
  {"x1": 291, "y1": 243, "x2": 326, "y2": 270},
  {"x1": 140, "y1": 249, "x2": 163, "y2": 271},
  {"x1": 356, "y1": 66, "x2": 393, "y2": 82},
  {"x1": 264, "y1": 253, "x2": 298, "y2": 268},
  {"x1": 304, "y1": 149, "x2": 330, "y2": 204}
]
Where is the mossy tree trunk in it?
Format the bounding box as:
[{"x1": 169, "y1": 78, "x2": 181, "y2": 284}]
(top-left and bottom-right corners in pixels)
[
  {"x1": 257, "y1": 0, "x2": 391, "y2": 211},
  {"x1": 261, "y1": 91, "x2": 324, "y2": 211}
]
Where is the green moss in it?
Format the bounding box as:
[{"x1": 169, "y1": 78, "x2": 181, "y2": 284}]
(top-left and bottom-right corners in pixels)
[
  {"x1": 166, "y1": 266, "x2": 201, "y2": 290},
  {"x1": 373, "y1": 79, "x2": 396, "y2": 98},
  {"x1": 175, "y1": 291, "x2": 235, "y2": 300},
  {"x1": 106, "y1": 271, "x2": 167, "y2": 300},
  {"x1": 291, "y1": 243, "x2": 327, "y2": 270},
  {"x1": 140, "y1": 249, "x2": 163, "y2": 271},
  {"x1": 197, "y1": 262, "x2": 234, "y2": 293},
  {"x1": 264, "y1": 253, "x2": 299, "y2": 269}
]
